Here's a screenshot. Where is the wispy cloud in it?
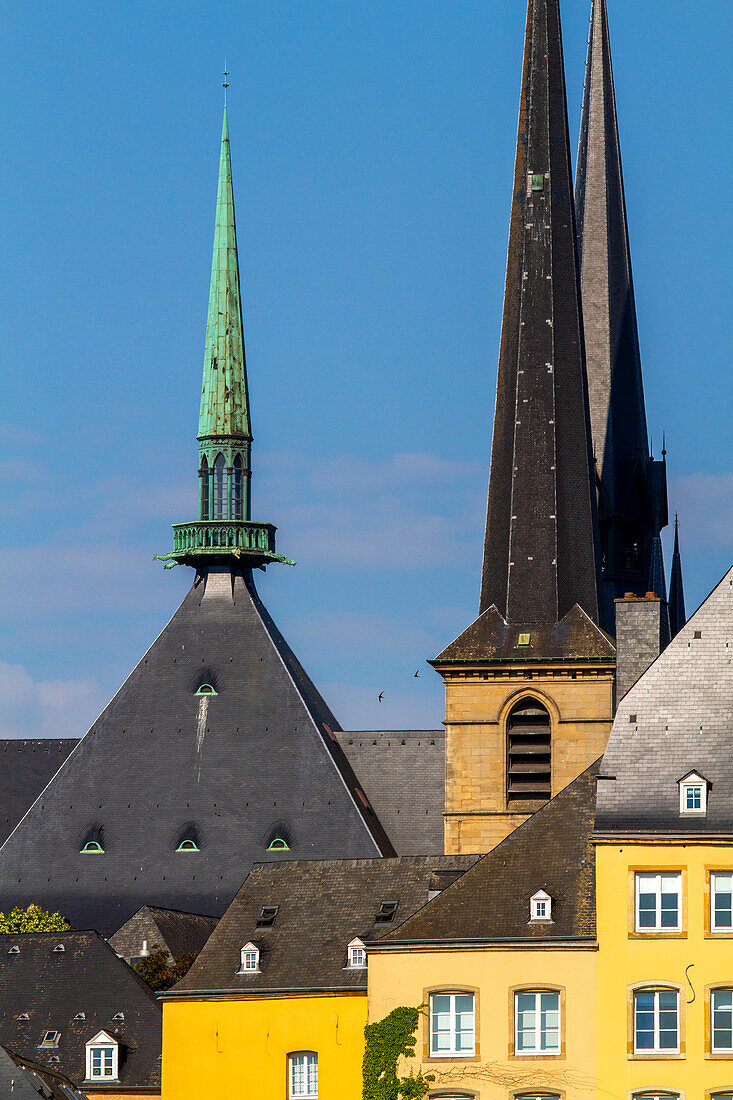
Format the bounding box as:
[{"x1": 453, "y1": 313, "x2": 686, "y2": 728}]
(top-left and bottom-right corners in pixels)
[{"x1": 0, "y1": 658, "x2": 106, "y2": 739}]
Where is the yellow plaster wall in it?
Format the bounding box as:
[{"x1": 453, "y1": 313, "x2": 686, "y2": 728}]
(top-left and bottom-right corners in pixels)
[
  {"x1": 596, "y1": 841, "x2": 733, "y2": 1098},
  {"x1": 441, "y1": 664, "x2": 614, "y2": 853},
  {"x1": 161, "y1": 993, "x2": 366, "y2": 1100},
  {"x1": 368, "y1": 946, "x2": 597, "y2": 1099}
]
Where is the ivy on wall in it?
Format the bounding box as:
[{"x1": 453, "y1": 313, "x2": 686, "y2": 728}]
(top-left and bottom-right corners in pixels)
[{"x1": 362, "y1": 1005, "x2": 435, "y2": 1100}]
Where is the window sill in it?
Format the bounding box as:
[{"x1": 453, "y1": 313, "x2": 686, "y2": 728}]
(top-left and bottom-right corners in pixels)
[
  {"x1": 627, "y1": 1052, "x2": 684, "y2": 1060},
  {"x1": 706, "y1": 1051, "x2": 733, "y2": 1059},
  {"x1": 628, "y1": 931, "x2": 687, "y2": 940},
  {"x1": 424, "y1": 1054, "x2": 480, "y2": 1064},
  {"x1": 510, "y1": 1051, "x2": 564, "y2": 1060}
]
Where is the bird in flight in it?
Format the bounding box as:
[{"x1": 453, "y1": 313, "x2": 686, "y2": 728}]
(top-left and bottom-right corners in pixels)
[
  {"x1": 378, "y1": 692, "x2": 384, "y2": 702},
  {"x1": 414, "y1": 670, "x2": 420, "y2": 678}
]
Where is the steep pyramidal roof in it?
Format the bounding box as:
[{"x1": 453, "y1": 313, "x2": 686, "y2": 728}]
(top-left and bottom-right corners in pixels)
[
  {"x1": 668, "y1": 516, "x2": 686, "y2": 638},
  {"x1": 479, "y1": 0, "x2": 601, "y2": 636},
  {"x1": 597, "y1": 565, "x2": 733, "y2": 835},
  {"x1": 575, "y1": 0, "x2": 668, "y2": 625},
  {"x1": 0, "y1": 104, "x2": 394, "y2": 934},
  {"x1": 0, "y1": 740, "x2": 78, "y2": 845}
]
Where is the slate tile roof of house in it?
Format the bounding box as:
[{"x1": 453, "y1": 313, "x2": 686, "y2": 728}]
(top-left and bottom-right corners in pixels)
[
  {"x1": 0, "y1": 740, "x2": 78, "y2": 846},
  {"x1": 597, "y1": 565, "x2": 733, "y2": 834},
  {"x1": 168, "y1": 855, "x2": 478, "y2": 996},
  {"x1": 0, "y1": 1043, "x2": 89, "y2": 1100},
  {"x1": 0, "y1": 932, "x2": 161, "y2": 1091},
  {"x1": 338, "y1": 731, "x2": 445, "y2": 854},
  {"x1": 109, "y1": 906, "x2": 218, "y2": 963},
  {"x1": 380, "y1": 761, "x2": 600, "y2": 944}
]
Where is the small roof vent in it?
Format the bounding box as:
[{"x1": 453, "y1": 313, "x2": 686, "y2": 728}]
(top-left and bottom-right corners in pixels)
[
  {"x1": 53, "y1": 943, "x2": 65, "y2": 952},
  {"x1": 17, "y1": 1012, "x2": 30, "y2": 1021},
  {"x1": 112, "y1": 1012, "x2": 124, "y2": 1021},
  {"x1": 8, "y1": 945, "x2": 20, "y2": 955},
  {"x1": 73, "y1": 1012, "x2": 86, "y2": 1021}
]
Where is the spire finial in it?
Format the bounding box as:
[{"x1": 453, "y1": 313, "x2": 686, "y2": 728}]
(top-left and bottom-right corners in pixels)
[
  {"x1": 223, "y1": 60, "x2": 229, "y2": 107},
  {"x1": 662, "y1": 431, "x2": 667, "y2": 459}
]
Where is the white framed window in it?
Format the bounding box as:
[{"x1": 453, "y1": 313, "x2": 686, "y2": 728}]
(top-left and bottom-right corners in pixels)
[
  {"x1": 514, "y1": 991, "x2": 560, "y2": 1055},
  {"x1": 85, "y1": 1031, "x2": 119, "y2": 1081},
  {"x1": 238, "y1": 942, "x2": 259, "y2": 973},
  {"x1": 515, "y1": 1095, "x2": 562, "y2": 1100},
  {"x1": 679, "y1": 771, "x2": 707, "y2": 815},
  {"x1": 529, "y1": 890, "x2": 552, "y2": 922},
  {"x1": 635, "y1": 872, "x2": 681, "y2": 931},
  {"x1": 712, "y1": 872, "x2": 733, "y2": 931},
  {"x1": 346, "y1": 938, "x2": 366, "y2": 969},
  {"x1": 631, "y1": 1093, "x2": 679, "y2": 1099},
  {"x1": 288, "y1": 1051, "x2": 318, "y2": 1098},
  {"x1": 429, "y1": 992, "x2": 475, "y2": 1056},
  {"x1": 713, "y1": 989, "x2": 733, "y2": 1052},
  {"x1": 633, "y1": 989, "x2": 679, "y2": 1053}
]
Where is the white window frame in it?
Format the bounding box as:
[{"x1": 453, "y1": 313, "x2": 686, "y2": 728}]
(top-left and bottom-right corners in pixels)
[
  {"x1": 288, "y1": 1051, "x2": 318, "y2": 1098},
  {"x1": 631, "y1": 1093, "x2": 680, "y2": 1100},
  {"x1": 85, "y1": 1031, "x2": 119, "y2": 1082},
  {"x1": 712, "y1": 872, "x2": 733, "y2": 932},
  {"x1": 428, "y1": 991, "x2": 476, "y2": 1057},
  {"x1": 679, "y1": 772, "x2": 707, "y2": 815},
  {"x1": 712, "y1": 988, "x2": 733, "y2": 1053},
  {"x1": 633, "y1": 988, "x2": 680, "y2": 1054},
  {"x1": 635, "y1": 872, "x2": 682, "y2": 932},
  {"x1": 346, "y1": 938, "x2": 366, "y2": 969},
  {"x1": 529, "y1": 890, "x2": 552, "y2": 922},
  {"x1": 238, "y1": 942, "x2": 260, "y2": 973},
  {"x1": 514, "y1": 990, "x2": 561, "y2": 1055}
]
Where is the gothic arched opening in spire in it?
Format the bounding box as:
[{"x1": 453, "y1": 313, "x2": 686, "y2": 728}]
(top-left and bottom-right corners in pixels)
[
  {"x1": 199, "y1": 456, "x2": 209, "y2": 520},
  {"x1": 232, "y1": 454, "x2": 243, "y2": 521},
  {"x1": 212, "y1": 454, "x2": 226, "y2": 520}
]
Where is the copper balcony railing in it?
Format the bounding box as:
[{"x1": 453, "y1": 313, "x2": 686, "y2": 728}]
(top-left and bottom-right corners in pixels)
[{"x1": 172, "y1": 520, "x2": 277, "y2": 557}]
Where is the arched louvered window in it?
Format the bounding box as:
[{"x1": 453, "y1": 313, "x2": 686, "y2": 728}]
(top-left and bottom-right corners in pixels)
[
  {"x1": 506, "y1": 699, "x2": 551, "y2": 806},
  {"x1": 200, "y1": 456, "x2": 210, "y2": 520},
  {"x1": 232, "y1": 455, "x2": 244, "y2": 520},
  {"x1": 212, "y1": 454, "x2": 226, "y2": 519}
]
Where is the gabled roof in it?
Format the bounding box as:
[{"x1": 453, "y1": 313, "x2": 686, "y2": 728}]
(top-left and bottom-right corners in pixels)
[
  {"x1": 337, "y1": 731, "x2": 445, "y2": 854},
  {"x1": 381, "y1": 761, "x2": 600, "y2": 944},
  {"x1": 0, "y1": 740, "x2": 78, "y2": 846},
  {"x1": 109, "y1": 906, "x2": 218, "y2": 963},
  {"x1": 0, "y1": 569, "x2": 393, "y2": 934},
  {"x1": 597, "y1": 565, "x2": 733, "y2": 835},
  {"x1": 0, "y1": 932, "x2": 161, "y2": 1090},
  {"x1": 479, "y1": 0, "x2": 601, "y2": 629},
  {"x1": 434, "y1": 603, "x2": 615, "y2": 664},
  {"x1": 0, "y1": 1043, "x2": 89, "y2": 1100},
  {"x1": 168, "y1": 855, "x2": 478, "y2": 996}
]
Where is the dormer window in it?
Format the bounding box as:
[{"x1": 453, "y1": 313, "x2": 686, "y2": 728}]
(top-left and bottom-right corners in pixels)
[
  {"x1": 176, "y1": 839, "x2": 200, "y2": 852},
  {"x1": 238, "y1": 942, "x2": 260, "y2": 973},
  {"x1": 346, "y1": 938, "x2": 366, "y2": 969},
  {"x1": 81, "y1": 840, "x2": 104, "y2": 854},
  {"x1": 529, "y1": 889, "x2": 552, "y2": 922},
  {"x1": 85, "y1": 1031, "x2": 119, "y2": 1082},
  {"x1": 194, "y1": 683, "x2": 217, "y2": 696},
  {"x1": 679, "y1": 771, "x2": 708, "y2": 815},
  {"x1": 267, "y1": 837, "x2": 290, "y2": 851}
]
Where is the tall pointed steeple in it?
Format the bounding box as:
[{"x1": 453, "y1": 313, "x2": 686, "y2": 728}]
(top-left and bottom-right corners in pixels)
[
  {"x1": 163, "y1": 98, "x2": 290, "y2": 569},
  {"x1": 575, "y1": 0, "x2": 668, "y2": 626},
  {"x1": 479, "y1": 0, "x2": 601, "y2": 631},
  {"x1": 668, "y1": 516, "x2": 686, "y2": 638},
  {"x1": 432, "y1": 0, "x2": 615, "y2": 856}
]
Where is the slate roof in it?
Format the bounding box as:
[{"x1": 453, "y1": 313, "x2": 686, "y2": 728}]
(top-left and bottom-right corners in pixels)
[
  {"x1": 479, "y1": 0, "x2": 601, "y2": 634},
  {"x1": 381, "y1": 761, "x2": 600, "y2": 944},
  {"x1": 0, "y1": 568, "x2": 392, "y2": 936},
  {"x1": 109, "y1": 906, "x2": 218, "y2": 963},
  {"x1": 0, "y1": 932, "x2": 161, "y2": 1091},
  {"x1": 596, "y1": 565, "x2": 733, "y2": 835},
  {"x1": 0, "y1": 740, "x2": 78, "y2": 846},
  {"x1": 338, "y1": 732, "x2": 445, "y2": 854},
  {"x1": 0, "y1": 1044, "x2": 89, "y2": 1100},
  {"x1": 575, "y1": 0, "x2": 668, "y2": 626},
  {"x1": 168, "y1": 855, "x2": 478, "y2": 996},
  {"x1": 434, "y1": 603, "x2": 615, "y2": 664}
]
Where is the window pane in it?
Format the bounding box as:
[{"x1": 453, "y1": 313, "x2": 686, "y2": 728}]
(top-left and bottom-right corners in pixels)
[
  {"x1": 454, "y1": 994, "x2": 474, "y2": 1052},
  {"x1": 634, "y1": 991, "x2": 655, "y2": 1049},
  {"x1": 430, "y1": 995, "x2": 452, "y2": 1053},
  {"x1": 658, "y1": 990, "x2": 678, "y2": 1050},
  {"x1": 713, "y1": 990, "x2": 733, "y2": 1050},
  {"x1": 516, "y1": 992, "x2": 537, "y2": 1051},
  {"x1": 714, "y1": 874, "x2": 733, "y2": 929},
  {"x1": 540, "y1": 992, "x2": 560, "y2": 1051}
]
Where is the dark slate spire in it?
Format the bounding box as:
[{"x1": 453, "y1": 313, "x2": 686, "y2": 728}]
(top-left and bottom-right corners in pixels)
[
  {"x1": 668, "y1": 515, "x2": 687, "y2": 637},
  {"x1": 575, "y1": 0, "x2": 668, "y2": 625},
  {"x1": 479, "y1": 0, "x2": 601, "y2": 629}
]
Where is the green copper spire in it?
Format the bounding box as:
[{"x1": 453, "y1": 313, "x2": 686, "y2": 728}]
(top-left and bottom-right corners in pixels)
[
  {"x1": 198, "y1": 104, "x2": 251, "y2": 444},
  {"x1": 158, "y1": 92, "x2": 293, "y2": 571}
]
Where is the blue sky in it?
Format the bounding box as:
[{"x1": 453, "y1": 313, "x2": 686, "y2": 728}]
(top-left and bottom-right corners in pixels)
[{"x1": 0, "y1": 1, "x2": 731, "y2": 738}]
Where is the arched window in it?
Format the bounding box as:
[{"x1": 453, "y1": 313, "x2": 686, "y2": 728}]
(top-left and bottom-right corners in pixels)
[
  {"x1": 232, "y1": 455, "x2": 244, "y2": 520},
  {"x1": 212, "y1": 454, "x2": 226, "y2": 519},
  {"x1": 506, "y1": 699, "x2": 551, "y2": 805},
  {"x1": 288, "y1": 1052, "x2": 318, "y2": 1098},
  {"x1": 199, "y1": 456, "x2": 209, "y2": 520},
  {"x1": 267, "y1": 837, "x2": 290, "y2": 851}
]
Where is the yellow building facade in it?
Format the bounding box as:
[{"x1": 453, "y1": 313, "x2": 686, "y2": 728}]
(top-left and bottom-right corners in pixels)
[
  {"x1": 596, "y1": 840, "x2": 733, "y2": 1099},
  {"x1": 162, "y1": 992, "x2": 366, "y2": 1100}
]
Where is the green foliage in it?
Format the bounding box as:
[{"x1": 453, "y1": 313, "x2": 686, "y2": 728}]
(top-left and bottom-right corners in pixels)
[
  {"x1": 363, "y1": 1005, "x2": 435, "y2": 1100},
  {"x1": 0, "y1": 904, "x2": 71, "y2": 933},
  {"x1": 133, "y1": 945, "x2": 199, "y2": 991}
]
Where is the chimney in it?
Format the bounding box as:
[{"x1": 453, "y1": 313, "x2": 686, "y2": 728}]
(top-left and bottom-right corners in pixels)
[{"x1": 614, "y1": 593, "x2": 668, "y2": 704}]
